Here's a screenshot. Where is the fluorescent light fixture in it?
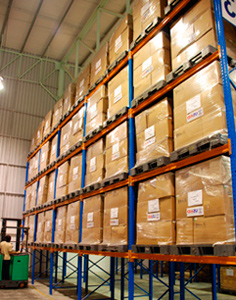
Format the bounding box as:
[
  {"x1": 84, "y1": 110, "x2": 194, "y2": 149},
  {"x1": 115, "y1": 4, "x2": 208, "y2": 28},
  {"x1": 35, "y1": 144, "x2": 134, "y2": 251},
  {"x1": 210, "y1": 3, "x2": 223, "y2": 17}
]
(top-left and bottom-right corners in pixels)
[{"x1": 0, "y1": 76, "x2": 4, "y2": 90}]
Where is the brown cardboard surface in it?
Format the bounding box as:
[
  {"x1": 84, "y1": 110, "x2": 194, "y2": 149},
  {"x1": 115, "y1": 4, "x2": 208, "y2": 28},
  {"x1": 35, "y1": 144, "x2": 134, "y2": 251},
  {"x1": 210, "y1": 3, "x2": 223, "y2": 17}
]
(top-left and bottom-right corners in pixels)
[
  {"x1": 44, "y1": 210, "x2": 53, "y2": 243},
  {"x1": 108, "y1": 66, "x2": 129, "y2": 118},
  {"x1": 109, "y1": 15, "x2": 133, "y2": 65},
  {"x1": 90, "y1": 43, "x2": 109, "y2": 86},
  {"x1": 43, "y1": 110, "x2": 53, "y2": 138},
  {"x1": 36, "y1": 120, "x2": 44, "y2": 146},
  {"x1": 220, "y1": 267, "x2": 236, "y2": 291},
  {"x1": 70, "y1": 106, "x2": 84, "y2": 148},
  {"x1": 133, "y1": 0, "x2": 167, "y2": 40},
  {"x1": 85, "y1": 113, "x2": 107, "y2": 135},
  {"x1": 68, "y1": 154, "x2": 82, "y2": 193},
  {"x1": 81, "y1": 195, "x2": 104, "y2": 244},
  {"x1": 106, "y1": 121, "x2": 128, "y2": 149},
  {"x1": 176, "y1": 218, "x2": 194, "y2": 245},
  {"x1": 28, "y1": 216, "x2": 35, "y2": 243},
  {"x1": 36, "y1": 212, "x2": 45, "y2": 243},
  {"x1": 50, "y1": 135, "x2": 58, "y2": 164},
  {"x1": 30, "y1": 182, "x2": 37, "y2": 209},
  {"x1": 54, "y1": 206, "x2": 67, "y2": 244},
  {"x1": 86, "y1": 138, "x2": 104, "y2": 159},
  {"x1": 40, "y1": 141, "x2": 50, "y2": 172},
  {"x1": 103, "y1": 187, "x2": 128, "y2": 245},
  {"x1": 30, "y1": 130, "x2": 37, "y2": 152},
  {"x1": 56, "y1": 161, "x2": 69, "y2": 198},
  {"x1": 63, "y1": 83, "x2": 76, "y2": 115},
  {"x1": 37, "y1": 176, "x2": 48, "y2": 206},
  {"x1": 25, "y1": 186, "x2": 32, "y2": 211},
  {"x1": 65, "y1": 201, "x2": 80, "y2": 244},
  {"x1": 75, "y1": 64, "x2": 91, "y2": 101},
  {"x1": 52, "y1": 98, "x2": 63, "y2": 128},
  {"x1": 138, "y1": 172, "x2": 175, "y2": 200},
  {"x1": 47, "y1": 171, "x2": 55, "y2": 202},
  {"x1": 106, "y1": 156, "x2": 129, "y2": 178},
  {"x1": 60, "y1": 121, "x2": 72, "y2": 154}
]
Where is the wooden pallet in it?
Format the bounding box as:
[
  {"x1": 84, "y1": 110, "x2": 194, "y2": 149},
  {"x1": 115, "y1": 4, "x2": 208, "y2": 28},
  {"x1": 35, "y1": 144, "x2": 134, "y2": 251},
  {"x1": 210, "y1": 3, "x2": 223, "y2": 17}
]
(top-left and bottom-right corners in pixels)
[
  {"x1": 101, "y1": 172, "x2": 128, "y2": 188},
  {"x1": 131, "y1": 156, "x2": 170, "y2": 176},
  {"x1": 98, "y1": 244, "x2": 128, "y2": 252},
  {"x1": 132, "y1": 245, "x2": 170, "y2": 255}
]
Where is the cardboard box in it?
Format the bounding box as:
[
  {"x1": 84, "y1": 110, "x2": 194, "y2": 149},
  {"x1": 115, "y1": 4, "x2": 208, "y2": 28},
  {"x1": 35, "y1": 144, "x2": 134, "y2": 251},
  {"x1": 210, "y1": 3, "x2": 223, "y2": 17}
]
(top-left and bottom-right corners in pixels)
[
  {"x1": 86, "y1": 85, "x2": 108, "y2": 135},
  {"x1": 135, "y1": 98, "x2": 173, "y2": 165},
  {"x1": 25, "y1": 186, "x2": 32, "y2": 211},
  {"x1": 40, "y1": 141, "x2": 50, "y2": 172},
  {"x1": 81, "y1": 195, "x2": 104, "y2": 244},
  {"x1": 65, "y1": 201, "x2": 80, "y2": 244},
  {"x1": 28, "y1": 215, "x2": 35, "y2": 243},
  {"x1": 63, "y1": 83, "x2": 76, "y2": 115},
  {"x1": 108, "y1": 66, "x2": 129, "y2": 118},
  {"x1": 43, "y1": 110, "x2": 53, "y2": 138},
  {"x1": 138, "y1": 172, "x2": 175, "y2": 200},
  {"x1": 50, "y1": 135, "x2": 58, "y2": 164},
  {"x1": 31, "y1": 182, "x2": 37, "y2": 209},
  {"x1": 36, "y1": 212, "x2": 45, "y2": 243},
  {"x1": 85, "y1": 139, "x2": 105, "y2": 186},
  {"x1": 220, "y1": 266, "x2": 236, "y2": 291},
  {"x1": 109, "y1": 15, "x2": 133, "y2": 65},
  {"x1": 47, "y1": 171, "x2": 55, "y2": 202},
  {"x1": 133, "y1": 0, "x2": 167, "y2": 40},
  {"x1": 60, "y1": 121, "x2": 72, "y2": 155},
  {"x1": 36, "y1": 120, "x2": 44, "y2": 146},
  {"x1": 75, "y1": 64, "x2": 91, "y2": 101},
  {"x1": 103, "y1": 187, "x2": 128, "y2": 245},
  {"x1": 70, "y1": 107, "x2": 84, "y2": 148},
  {"x1": 30, "y1": 130, "x2": 37, "y2": 152},
  {"x1": 90, "y1": 43, "x2": 109, "y2": 86},
  {"x1": 44, "y1": 210, "x2": 53, "y2": 243},
  {"x1": 37, "y1": 176, "x2": 48, "y2": 206},
  {"x1": 105, "y1": 121, "x2": 129, "y2": 178},
  {"x1": 170, "y1": 0, "x2": 236, "y2": 70},
  {"x1": 56, "y1": 161, "x2": 69, "y2": 198},
  {"x1": 52, "y1": 98, "x2": 63, "y2": 128},
  {"x1": 176, "y1": 218, "x2": 194, "y2": 245},
  {"x1": 54, "y1": 206, "x2": 67, "y2": 244},
  {"x1": 32, "y1": 152, "x2": 39, "y2": 179},
  {"x1": 68, "y1": 154, "x2": 82, "y2": 193},
  {"x1": 134, "y1": 31, "x2": 170, "y2": 98}
]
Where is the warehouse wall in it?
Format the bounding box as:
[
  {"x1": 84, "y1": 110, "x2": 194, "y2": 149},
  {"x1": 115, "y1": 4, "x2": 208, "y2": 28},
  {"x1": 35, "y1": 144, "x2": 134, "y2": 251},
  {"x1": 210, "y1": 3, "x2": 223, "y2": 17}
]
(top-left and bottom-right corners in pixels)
[{"x1": 0, "y1": 50, "x2": 59, "y2": 225}]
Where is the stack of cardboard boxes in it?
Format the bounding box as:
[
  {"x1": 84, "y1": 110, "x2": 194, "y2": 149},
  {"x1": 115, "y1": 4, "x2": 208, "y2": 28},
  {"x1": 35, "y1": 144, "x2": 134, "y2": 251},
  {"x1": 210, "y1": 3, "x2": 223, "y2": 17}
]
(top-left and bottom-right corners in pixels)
[
  {"x1": 44, "y1": 210, "x2": 53, "y2": 243},
  {"x1": 47, "y1": 171, "x2": 55, "y2": 202},
  {"x1": 70, "y1": 107, "x2": 84, "y2": 147},
  {"x1": 90, "y1": 44, "x2": 109, "y2": 86},
  {"x1": 40, "y1": 142, "x2": 50, "y2": 172},
  {"x1": 54, "y1": 206, "x2": 67, "y2": 244},
  {"x1": 56, "y1": 162, "x2": 69, "y2": 198},
  {"x1": 36, "y1": 213, "x2": 45, "y2": 243},
  {"x1": 43, "y1": 110, "x2": 53, "y2": 138},
  {"x1": 50, "y1": 135, "x2": 58, "y2": 163},
  {"x1": 68, "y1": 154, "x2": 82, "y2": 193},
  {"x1": 63, "y1": 83, "x2": 76, "y2": 115},
  {"x1": 37, "y1": 176, "x2": 48, "y2": 206},
  {"x1": 28, "y1": 216, "x2": 35, "y2": 244},
  {"x1": 52, "y1": 98, "x2": 63, "y2": 128},
  {"x1": 60, "y1": 121, "x2": 72, "y2": 155},
  {"x1": 65, "y1": 202, "x2": 80, "y2": 244},
  {"x1": 75, "y1": 65, "x2": 90, "y2": 101}
]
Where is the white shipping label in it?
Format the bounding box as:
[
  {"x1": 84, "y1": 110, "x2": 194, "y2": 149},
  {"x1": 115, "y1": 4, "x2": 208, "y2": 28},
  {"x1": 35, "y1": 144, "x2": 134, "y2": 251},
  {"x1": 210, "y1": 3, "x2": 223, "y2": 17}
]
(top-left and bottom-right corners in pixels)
[
  {"x1": 58, "y1": 219, "x2": 62, "y2": 231},
  {"x1": 186, "y1": 206, "x2": 204, "y2": 217},
  {"x1": 115, "y1": 35, "x2": 122, "y2": 53},
  {"x1": 114, "y1": 85, "x2": 122, "y2": 103},
  {"x1": 142, "y1": 56, "x2": 153, "y2": 78},
  {"x1": 90, "y1": 103, "x2": 97, "y2": 120},
  {"x1": 226, "y1": 269, "x2": 234, "y2": 276},
  {"x1": 45, "y1": 120, "x2": 49, "y2": 129},
  {"x1": 188, "y1": 190, "x2": 203, "y2": 207},
  {"x1": 147, "y1": 212, "x2": 160, "y2": 222},
  {"x1": 80, "y1": 79, "x2": 85, "y2": 88},
  {"x1": 145, "y1": 125, "x2": 155, "y2": 140},
  {"x1": 148, "y1": 199, "x2": 160, "y2": 213},
  {"x1": 87, "y1": 212, "x2": 94, "y2": 222},
  {"x1": 39, "y1": 186, "x2": 42, "y2": 193},
  {"x1": 87, "y1": 222, "x2": 94, "y2": 228},
  {"x1": 73, "y1": 166, "x2": 79, "y2": 175},
  {"x1": 186, "y1": 95, "x2": 201, "y2": 114},
  {"x1": 110, "y1": 219, "x2": 119, "y2": 226},
  {"x1": 221, "y1": 0, "x2": 236, "y2": 27},
  {"x1": 52, "y1": 144, "x2": 56, "y2": 154},
  {"x1": 141, "y1": 2, "x2": 151, "y2": 21},
  {"x1": 89, "y1": 157, "x2": 96, "y2": 172},
  {"x1": 70, "y1": 216, "x2": 76, "y2": 230},
  {"x1": 41, "y1": 152, "x2": 45, "y2": 163},
  {"x1": 55, "y1": 109, "x2": 59, "y2": 116},
  {"x1": 95, "y1": 59, "x2": 102, "y2": 75},
  {"x1": 110, "y1": 207, "x2": 119, "y2": 219},
  {"x1": 112, "y1": 142, "x2": 119, "y2": 154},
  {"x1": 46, "y1": 221, "x2": 51, "y2": 232},
  {"x1": 144, "y1": 137, "x2": 156, "y2": 148},
  {"x1": 186, "y1": 107, "x2": 204, "y2": 122}
]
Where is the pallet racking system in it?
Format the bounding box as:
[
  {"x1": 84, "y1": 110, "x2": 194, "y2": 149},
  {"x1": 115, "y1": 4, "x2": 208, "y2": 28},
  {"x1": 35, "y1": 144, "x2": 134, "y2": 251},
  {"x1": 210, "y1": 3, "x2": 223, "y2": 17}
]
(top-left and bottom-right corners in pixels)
[{"x1": 22, "y1": 0, "x2": 236, "y2": 299}]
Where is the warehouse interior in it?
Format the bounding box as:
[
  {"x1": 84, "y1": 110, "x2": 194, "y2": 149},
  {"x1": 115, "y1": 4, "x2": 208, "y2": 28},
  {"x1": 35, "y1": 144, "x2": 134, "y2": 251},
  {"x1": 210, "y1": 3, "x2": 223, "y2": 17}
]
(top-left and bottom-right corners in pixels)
[{"x1": 1, "y1": 0, "x2": 236, "y2": 299}]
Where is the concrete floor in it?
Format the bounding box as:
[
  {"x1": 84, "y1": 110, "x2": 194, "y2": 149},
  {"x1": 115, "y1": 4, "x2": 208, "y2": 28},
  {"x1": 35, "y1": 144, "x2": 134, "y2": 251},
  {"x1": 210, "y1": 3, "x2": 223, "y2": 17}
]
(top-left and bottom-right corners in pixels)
[{"x1": 1, "y1": 274, "x2": 236, "y2": 299}]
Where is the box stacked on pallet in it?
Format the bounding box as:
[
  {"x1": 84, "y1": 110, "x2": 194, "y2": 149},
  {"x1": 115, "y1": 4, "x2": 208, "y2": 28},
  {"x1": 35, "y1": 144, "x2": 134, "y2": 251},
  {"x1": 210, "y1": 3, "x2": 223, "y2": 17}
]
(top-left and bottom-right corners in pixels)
[
  {"x1": 105, "y1": 121, "x2": 129, "y2": 178},
  {"x1": 75, "y1": 64, "x2": 90, "y2": 101},
  {"x1": 30, "y1": 182, "x2": 37, "y2": 209},
  {"x1": 52, "y1": 98, "x2": 63, "y2": 128},
  {"x1": 36, "y1": 212, "x2": 45, "y2": 243},
  {"x1": 108, "y1": 66, "x2": 129, "y2": 118},
  {"x1": 133, "y1": 31, "x2": 170, "y2": 98},
  {"x1": 90, "y1": 43, "x2": 109, "y2": 86},
  {"x1": 25, "y1": 186, "x2": 31, "y2": 211},
  {"x1": 170, "y1": 0, "x2": 236, "y2": 70},
  {"x1": 54, "y1": 206, "x2": 67, "y2": 244},
  {"x1": 65, "y1": 202, "x2": 80, "y2": 244},
  {"x1": 36, "y1": 120, "x2": 44, "y2": 146},
  {"x1": 135, "y1": 97, "x2": 173, "y2": 166},
  {"x1": 23, "y1": 217, "x2": 29, "y2": 244},
  {"x1": 30, "y1": 130, "x2": 37, "y2": 152},
  {"x1": 133, "y1": 0, "x2": 167, "y2": 40},
  {"x1": 173, "y1": 61, "x2": 236, "y2": 150},
  {"x1": 60, "y1": 121, "x2": 72, "y2": 155},
  {"x1": 40, "y1": 142, "x2": 50, "y2": 172},
  {"x1": 68, "y1": 154, "x2": 82, "y2": 193},
  {"x1": 136, "y1": 172, "x2": 175, "y2": 245},
  {"x1": 176, "y1": 156, "x2": 234, "y2": 245},
  {"x1": 85, "y1": 139, "x2": 105, "y2": 186},
  {"x1": 70, "y1": 106, "x2": 84, "y2": 148},
  {"x1": 47, "y1": 171, "x2": 55, "y2": 202},
  {"x1": 85, "y1": 86, "x2": 108, "y2": 135},
  {"x1": 50, "y1": 135, "x2": 58, "y2": 164},
  {"x1": 220, "y1": 266, "x2": 236, "y2": 292},
  {"x1": 103, "y1": 187, "x2": 128, "y2": 245},
  {"x1": 56, "y1": 162, "x2": 69, "y2": 198},
  {"x1": 44, "y1": 210, "x2": 53, "y2": 243},
  {"x1": 63, "y1": 83, "x2": 76, "y2": 115},
  {"x1": 31, "y1": 152, "x2": 39, "y2": 178},
  {"x1": 43, "y1": 110, "x2": 53, "y2": 138},
  {"x1": 81, "y1": 195, "x2": 104, "y2": 244},
  {"x1": 109, "y1": 15, "x2": 133, "y2": 66},
  {"x1": 37, "y1": 176, "x2": 48, "y2": 206},
  {"x1": 28, "y1": 215, "x2": 35, "y2": 244}
]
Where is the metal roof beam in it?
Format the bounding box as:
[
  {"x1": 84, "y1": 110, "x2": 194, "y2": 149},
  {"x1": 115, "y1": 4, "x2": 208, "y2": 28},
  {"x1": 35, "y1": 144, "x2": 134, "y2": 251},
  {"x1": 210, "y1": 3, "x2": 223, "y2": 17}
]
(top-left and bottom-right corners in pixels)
[
  {"x1": 0, "y1": 0, "x2": 13, "y2": 46},
  {"x1": 20, "y1": 0, "x2": 44, "y2": 52},
  {"x1": 41, "y1": 0, "x2": 75, "y2": 57},
  {"x1": 99, "y1": 8, "x2": 124, "y2": 19}
]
